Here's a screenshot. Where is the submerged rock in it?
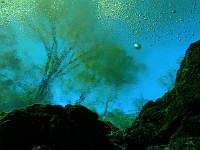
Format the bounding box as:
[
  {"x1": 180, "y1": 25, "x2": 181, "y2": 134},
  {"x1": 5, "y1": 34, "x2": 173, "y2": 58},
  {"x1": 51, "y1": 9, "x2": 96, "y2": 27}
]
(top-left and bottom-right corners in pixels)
[
  {"x1": 0, "y1": 40, "x2": 200, "y2": 150},
  {"x1": 0, "y1": 104, "x2": 114, "y2": 150},
  {"x1": 126, "y1": 40, "x2": 200, "y2": 149}
]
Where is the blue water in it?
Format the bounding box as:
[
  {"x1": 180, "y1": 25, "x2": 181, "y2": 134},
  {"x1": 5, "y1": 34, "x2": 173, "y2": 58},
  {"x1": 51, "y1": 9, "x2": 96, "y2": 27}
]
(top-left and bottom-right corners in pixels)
[{"x1": 0, "y1": 0, "x2": 200, "y2": 115}]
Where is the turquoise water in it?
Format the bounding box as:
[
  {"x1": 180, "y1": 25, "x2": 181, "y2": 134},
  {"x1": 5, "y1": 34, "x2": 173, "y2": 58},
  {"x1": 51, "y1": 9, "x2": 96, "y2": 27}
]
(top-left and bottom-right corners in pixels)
[{"x1": 0, "y1": 0, "x2": 200, "y2": 117}]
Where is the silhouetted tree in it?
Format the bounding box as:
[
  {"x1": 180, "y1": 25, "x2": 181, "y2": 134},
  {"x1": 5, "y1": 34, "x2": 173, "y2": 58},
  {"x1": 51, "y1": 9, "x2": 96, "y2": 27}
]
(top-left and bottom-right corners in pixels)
[{"x1": 0, "y1": 0, "x2": 145, "y2": 108}]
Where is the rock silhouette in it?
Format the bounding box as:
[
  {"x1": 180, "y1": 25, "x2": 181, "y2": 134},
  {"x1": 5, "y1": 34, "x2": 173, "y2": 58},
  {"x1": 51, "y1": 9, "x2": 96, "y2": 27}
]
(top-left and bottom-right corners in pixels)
[{"x1": 0, "y1": 40, "x2": 200, "y2": 150}]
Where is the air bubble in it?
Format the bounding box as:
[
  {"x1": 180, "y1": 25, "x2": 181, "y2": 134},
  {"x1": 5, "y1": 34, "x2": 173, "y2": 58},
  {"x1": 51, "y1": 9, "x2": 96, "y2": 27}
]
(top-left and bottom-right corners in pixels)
[
  {"x1": 171, "y1": 10, "x2": 176, "y2": 13},
  {"x1": 134, "y1": 43, "x2": 141, "y2": 49}
]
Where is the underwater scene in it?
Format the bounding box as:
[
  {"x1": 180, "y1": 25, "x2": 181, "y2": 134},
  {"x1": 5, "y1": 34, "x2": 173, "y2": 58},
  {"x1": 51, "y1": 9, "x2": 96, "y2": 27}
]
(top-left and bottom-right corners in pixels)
[{"x1": 0, "y1": 0, "x2": 200, "y2": 149}]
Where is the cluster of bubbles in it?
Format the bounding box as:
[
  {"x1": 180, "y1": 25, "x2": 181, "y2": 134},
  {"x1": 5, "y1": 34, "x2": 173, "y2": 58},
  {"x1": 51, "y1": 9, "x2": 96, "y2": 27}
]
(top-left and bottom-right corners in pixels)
[
  {"x1": 0, "y1": 0, "x2": 34, "y2": 25},
  {"x1": 96, "y1": 0, "x2": 199, "y2": 47},
  {"x1": 1, "y1": 0, "x2": 199, "y2": 42}
]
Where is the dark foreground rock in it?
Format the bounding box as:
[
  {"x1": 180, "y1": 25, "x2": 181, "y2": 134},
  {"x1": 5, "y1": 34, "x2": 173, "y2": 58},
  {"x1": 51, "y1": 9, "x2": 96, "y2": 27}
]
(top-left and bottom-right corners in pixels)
[
  {"x1": 126, "y1": 40, "x2": 200, "y2": 149},
  {"x1": 0, "y1": 40, "x2": 200, "y2": 150},
  {"x1": 0, "y1": 104, "x2": 116, "y2": 150}
]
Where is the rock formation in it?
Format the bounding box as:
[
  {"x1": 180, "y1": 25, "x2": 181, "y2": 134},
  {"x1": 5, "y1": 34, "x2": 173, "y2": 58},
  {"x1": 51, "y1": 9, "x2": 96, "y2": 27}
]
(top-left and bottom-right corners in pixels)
[{"x1": 0, "y1": 40, "x2": 200, "y2": 150}]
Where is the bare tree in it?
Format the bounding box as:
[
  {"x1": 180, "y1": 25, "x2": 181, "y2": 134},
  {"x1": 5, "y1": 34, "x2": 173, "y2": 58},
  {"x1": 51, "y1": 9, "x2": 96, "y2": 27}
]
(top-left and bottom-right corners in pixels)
[{"x1": 0, "y1": 0, "x2": 146, "y2": 106}]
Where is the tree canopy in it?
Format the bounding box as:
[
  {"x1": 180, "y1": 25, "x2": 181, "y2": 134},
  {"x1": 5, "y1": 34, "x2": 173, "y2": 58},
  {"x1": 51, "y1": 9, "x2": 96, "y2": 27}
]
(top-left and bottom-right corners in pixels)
[{"x1": 0, "y1": 0, "x2": 146, "y2": 111}]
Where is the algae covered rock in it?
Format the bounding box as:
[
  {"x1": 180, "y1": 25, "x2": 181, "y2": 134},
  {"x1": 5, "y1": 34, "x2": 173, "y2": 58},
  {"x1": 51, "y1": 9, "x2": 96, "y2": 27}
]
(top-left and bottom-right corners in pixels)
[
  {"x1": 0, "y1": 40, "x2": 200, "y2": 150},
  {"x1": 126, "y1": 40, "x2": 200, "y2": 149},
  {"x1": 0, "y1": 104, "x2": 114, "y2": 150}
]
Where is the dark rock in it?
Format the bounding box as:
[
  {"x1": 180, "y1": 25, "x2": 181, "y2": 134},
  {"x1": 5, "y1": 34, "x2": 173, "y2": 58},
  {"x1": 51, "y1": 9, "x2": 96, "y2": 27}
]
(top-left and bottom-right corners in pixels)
[
  {"x1": 166, "y1": 137, "x2": 200, "y2": 149},
  {"x1": 126, "y1": 40, "x2": 200, "y2": 149},
  {"x1": 0, "y1": 104, "x2": 114, "y2": 150},
  {"x1": 0, "y1": 40, "x2": 200, "y2": 150}
]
